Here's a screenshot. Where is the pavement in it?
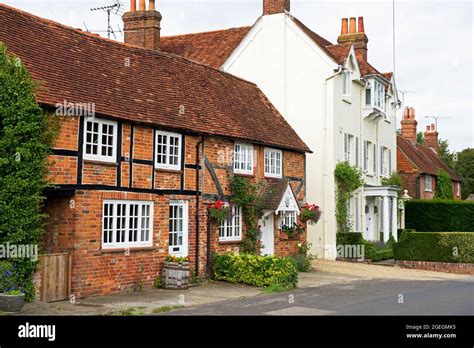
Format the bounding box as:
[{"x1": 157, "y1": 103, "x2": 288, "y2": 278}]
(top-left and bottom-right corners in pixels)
[{"x1": 12, "y1": 259, "x2": 473, "y2": 316}]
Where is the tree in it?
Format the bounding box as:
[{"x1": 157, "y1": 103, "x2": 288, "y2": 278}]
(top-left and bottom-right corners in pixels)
[
  {"x1": 438, "y1": 139, "x2": 455, "y2": 169},
  {"x1": 0, "y1": 43, "x2": 56, "y2": 300},
  {"x1": 435, "y1": 170, "x2": 453, "y2": 200},
  {"x1": 416, "y1": 132, "x2": 424, "y2": 145},
  {"x1": 454, "y1": 148, "x2": 474, "y2": 199}
]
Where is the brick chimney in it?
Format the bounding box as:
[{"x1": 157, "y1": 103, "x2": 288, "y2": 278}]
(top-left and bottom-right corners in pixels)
[
  {"x1": 424, "y1": 124, "x2": 439, "y2": 151},
  {"x1": 263, "y1": 0, "x2": 290, "y2": 16},
  {"x1": 337, "y1": 16, "x2": 369, "y2": 61},
  {"x1": 123, "y1": 0, "x2": 162, "y2": 51},
  {"x1": 401, "y1": 107, "x2": 418, "y2": 145}
]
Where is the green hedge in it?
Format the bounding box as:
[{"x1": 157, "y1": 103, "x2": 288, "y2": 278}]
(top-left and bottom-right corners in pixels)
[
  {"x1": 371, "y1": 249, "x2": 394, "y2": 262},
  {"x1": 336, "y1": 232, "x2": 364, "y2": 245},
  {"x1": 213, "y1": 253, "x2": 298, "y2": 289},
  {"x1": 393, "y1": 232, "x2": 474, "y2": 263},
  {"x1": 405, "y1": 200, "x2": 474, "y2": 232}
]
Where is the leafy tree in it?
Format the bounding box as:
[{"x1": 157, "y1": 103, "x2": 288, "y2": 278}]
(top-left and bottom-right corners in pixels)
[
  {"x1": 438, "y1": 139, "x2": 455, "y2": 169},
  {"x1": 454, "y1": 148, "x2": 474, "y2": 199},
  {"x1": 416, "y1": 132, "x2": 424, "y2": 145},
  {"x1": 435, "y1": 170, "x2": 453, "y2": 200},
  {"x1": 334, "y1": 162, "x2": 364, "y2": 233},
  {"x1": 0, "y1": 43, "x2": 56, "y2": 300}
]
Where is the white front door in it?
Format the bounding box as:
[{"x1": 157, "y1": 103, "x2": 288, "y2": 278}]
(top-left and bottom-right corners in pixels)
[
  {"x1": 365, "y1": 202, "x2": 375, "y2": 241},
  {"x1": 259, "y1": 214, "x2": 274, "y2": 255},
  {"x1": 168, "y1": 201, "x2": 188, "y2": 256}
]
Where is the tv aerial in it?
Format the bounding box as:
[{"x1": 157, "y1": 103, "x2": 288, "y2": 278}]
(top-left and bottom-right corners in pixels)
[{"x1": 90, "y1": 1, "x2": 124, "y2": 39}]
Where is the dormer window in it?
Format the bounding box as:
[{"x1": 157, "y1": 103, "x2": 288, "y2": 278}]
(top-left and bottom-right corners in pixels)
[{"x1": 363, "y1": 78, "x2": 387, "y2": 120}]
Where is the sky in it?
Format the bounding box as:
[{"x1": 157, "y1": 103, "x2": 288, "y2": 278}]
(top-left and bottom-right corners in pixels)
[{"x1": 3, "y1": 0, "x2": 473, "y2": 152}]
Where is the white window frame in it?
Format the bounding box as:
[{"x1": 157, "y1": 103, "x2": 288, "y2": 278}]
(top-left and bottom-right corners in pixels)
[
  {"x1": 264, "y1": 147, "x2": 283, "y2": 178},
  {"x1": 342, "y1": 70, "x2": 351, "y2": 98},
  {"x1": 456, "y1": 182, "x2": 461, "y2": 196},
  {"x1": 83, "y1": 118, "x2": 117, "y2": 163},
  {"x1": 279, "y1": 211, "x2": 297, "y2": 229},
  {"x1": 155, "y1": 130, "x2": 182, "y2": 171},
  {"x1": 363, "y1": 140, "x2": 370, "y2": 172},
  {"x1": 219, "y1": 205, "x2": 242, "y2": 242},
  {"x1": 233, "y1": 142, "x2": 254, "y2": 175},
  {"x1": 168, "y1": 200, "x2": 189, "y2": 257},
  {"x1": 373, "y1": 79, "x2": 386, "y2": 111},
  {"x1": 102, "y1": 200, "x2": 154, "y2": 249},
  {"x1": 425, "y1": 175, "x2": 433, "y2": 192}
]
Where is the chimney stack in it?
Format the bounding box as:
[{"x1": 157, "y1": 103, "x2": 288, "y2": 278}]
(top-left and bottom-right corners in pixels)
[
  {"x1": 123, "y1": 0, "x2": 162, "y2": 51},
  {"x1": 401, "y1": 107, "x2": 418, "y2": 145},
  {"x1": 337, "y1": 16, "x2": 369, "y2": 61},
  {"x1": 424, "y1": 124, "x2": 439, "y2": 151},
  {"x1": 263, "y1": 0, "x2": 290, "y2": 16}
]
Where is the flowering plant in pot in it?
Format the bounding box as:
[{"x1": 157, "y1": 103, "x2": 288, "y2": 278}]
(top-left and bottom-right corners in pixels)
[
  {"x1": 0, "y1": 261, "x2": 26, "y2": 312},
  {"x1": 281, "y1": 223, "x2": 306, "y2": 238},
  {"x1": 300, "y1": 203, "x2": 322, "y2": 225},
  {"x1": 208, "y1": 200, "x2": 230, "y2": 223},
  {"x1": 163, "y1": 256, "x2": 190, "y2": 289}
]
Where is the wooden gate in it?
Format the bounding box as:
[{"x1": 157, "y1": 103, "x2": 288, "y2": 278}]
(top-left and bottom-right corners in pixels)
[{"x1": 37, "y1": 253, "x2": 71, "y2": 302}]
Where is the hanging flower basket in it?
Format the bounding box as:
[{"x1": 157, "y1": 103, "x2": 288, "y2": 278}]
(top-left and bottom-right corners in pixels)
[
  {"x1": 281, "y1": 223, "x2": 305, "y2": 239},
  {"x1": 208, "y1": 200, "x2": 230, "y2": 223},
  {"x1": 300, "y1": 203, "x2": 322, "y2": 225}
]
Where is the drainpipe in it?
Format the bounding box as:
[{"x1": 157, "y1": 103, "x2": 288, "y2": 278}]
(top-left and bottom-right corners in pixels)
[
  {"x1": 323, "y1": 65, "x2": 344, "y2": 258},
  {"x1": 195, "y1": 136, "x2": 204, "y2": 276},
  {"x1": 206, "y1": 213, "x2": 211, "y2": 278}
]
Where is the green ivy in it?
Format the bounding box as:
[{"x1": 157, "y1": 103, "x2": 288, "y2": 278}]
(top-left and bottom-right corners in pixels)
[
  {"x1": 435, "y1": 170, "x2": 453, "y2": 200},
  {"x1": 381, "y1": 172, "x2": 403, "y2": 197},
  {"x1": 334, "y1": 162, "x2": 364, "y2": 234},
  {"x1": 0, "y1": 43, "x2": 56, "y2": 301},
  {"x1": 230, "y1": 176, "x2": 268, "y2": 254}
]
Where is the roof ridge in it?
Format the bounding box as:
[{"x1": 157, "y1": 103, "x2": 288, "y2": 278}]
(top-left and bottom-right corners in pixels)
[
  {"x1": 0, "y1": 4, "x2": 259, "y2": 88},
  {"x1": 162, "y1": 26, "x2": 252, "y2": 39}
]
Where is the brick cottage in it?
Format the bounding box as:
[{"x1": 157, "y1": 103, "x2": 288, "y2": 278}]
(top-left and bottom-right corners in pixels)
[
  {"x1": 0, "y1": 2, "x2": 311, "y2": 298},
  {"x1": 398, "y1": 107, "x2": 461, "y2": 199}
]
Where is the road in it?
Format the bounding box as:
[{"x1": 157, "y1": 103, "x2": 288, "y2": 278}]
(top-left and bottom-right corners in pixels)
[{"x1": 163, "y1": 277, "x2": 474, "y2": 315}]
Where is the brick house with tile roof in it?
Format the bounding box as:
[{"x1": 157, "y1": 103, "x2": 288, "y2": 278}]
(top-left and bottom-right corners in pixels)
[
  {"x1": 398, "y1": 107, "x2": 461, "y2": 200},
  {"x1": 159, "y1": 0, "x2": 401, "y2": 257},
  {"x1": 0, "y1": 2, "x2": 311, "y2": 298}
]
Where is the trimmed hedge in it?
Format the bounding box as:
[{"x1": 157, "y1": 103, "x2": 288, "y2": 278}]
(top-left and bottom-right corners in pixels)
[
  {"x1": 213, "y1": 253, "x2": 298, "y2": 289},
  {"x1": 405, "y1": 200, "x2": 474, "y2": 232},
  {"x1": 336, "y1": 232, "x2": 364, "y2": 245},
  {"x1": 393, "y1": 232, "x2": 474, "y2": 263}
]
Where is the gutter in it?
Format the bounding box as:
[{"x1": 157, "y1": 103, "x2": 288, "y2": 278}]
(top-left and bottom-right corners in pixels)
[{"x1": 195, "y1": 135, "x2": 204, "y2": 276}]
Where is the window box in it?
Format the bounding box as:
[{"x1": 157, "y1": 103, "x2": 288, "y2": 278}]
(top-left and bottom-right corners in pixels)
[
  {"x1": 83, "y1": 118, "x2": 117, "y2": 163},
  {"x1": 155, "y1": 130, "x2": 182, "y2": 171}
]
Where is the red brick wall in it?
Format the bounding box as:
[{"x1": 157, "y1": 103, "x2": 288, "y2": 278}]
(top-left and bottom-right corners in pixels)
[
  {"x1": 263, "y1": 0, "x2": 290, "y2": 15},
  {"x1": 396, "y1": 260, "x2": 474, "y2": 275}
]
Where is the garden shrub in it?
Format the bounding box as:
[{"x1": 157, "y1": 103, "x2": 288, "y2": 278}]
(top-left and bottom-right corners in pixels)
[
  {"x1": 405, "y1": 200, "x2": 474, "y2": 232},
  {"x1": 393, "y1": 232, "x2": 474, "y2": 263},
  {"x1": 290, "y1": 242, "x2": 313, "y2": 272},
  {"x1": 0, "y1": 44, "x2": 56, "y2": 301},
  {"x1": 213, "y1": 253, "x2": 298, "y2": 289}
]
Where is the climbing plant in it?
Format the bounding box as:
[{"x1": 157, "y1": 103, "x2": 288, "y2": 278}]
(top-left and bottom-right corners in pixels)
[
  {"x1": 231, "y1": 176, "x2": 268, "y2": 254},
  {"x1": 381, "y1": 172, "x2": 404, "y2": 197},
  {"x1": 334, "y1": 162, "x2": 364, "y2": 234},
  {"x1": 435, "y1": 170, "x2": 453, "y2": 200},
  {"x1": 0, "y1": 43, "x2": 56, "y2": 301}
]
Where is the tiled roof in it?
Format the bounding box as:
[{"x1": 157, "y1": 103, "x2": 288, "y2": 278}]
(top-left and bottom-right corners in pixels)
[
  {"x1": 160, "y1": 14, "x2": 387, "y2": 80},
  {"x1": 0, "y1": 5, "x2": 310, "y2": 153},
  {"x1": 160, "y1": 26, "x2": 252, "y2": 69},
  {"x1": 397, "y1": 135, "x2": 459, "y2": 181},
  {"x1": 262, "y1": 179, "x2": 297, "y2": 211}
]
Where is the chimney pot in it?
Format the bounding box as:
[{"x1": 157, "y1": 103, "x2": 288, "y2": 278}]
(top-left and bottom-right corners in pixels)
[
  {"x1": 401, "y1": 106, "x2": 418, "y2": 145},
  {"x1": 130, "y1": 0, "x2": 136, "y2": 11},
  {"x1": 149, "y1": 0, "x2": 155, "y2": 10},
  {"x1": 123, "y1": 0, "x2": 162, "y2": 51},
  {"x1": 341, "y1": 18, "x2": 348, "y2": 35},
  {"x1": 358, "y1": 17, "x2": 365, "y2": 33},
  {"x1": 349, "y1": 17, "x2": 357, "y2": 33},
  {"x1": 139, "y1": 0, "x2": 145, "y2": 10}
]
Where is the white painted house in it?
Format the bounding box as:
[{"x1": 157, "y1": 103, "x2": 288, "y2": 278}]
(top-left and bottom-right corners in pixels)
[{"x1": 161, "y1": 0, "x2": 400, "y2": 259}]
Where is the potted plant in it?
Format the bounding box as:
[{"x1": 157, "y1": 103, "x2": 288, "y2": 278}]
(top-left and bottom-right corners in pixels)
[
  {"x1": 162, "y1": 256, "x2": 190, "y2": 290},
  {"x1": 208, "y1": 200, "x2": 230, "y2": 223},
  {"x1": 300, "y1": 203, "x2": 322, "y2": 225},
  {"x1": 0, "y1": 261, "x2": 26, "y2": 312},
  {"x1": 281, "y1": 223, "x2": 305, "y2": 239}
]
